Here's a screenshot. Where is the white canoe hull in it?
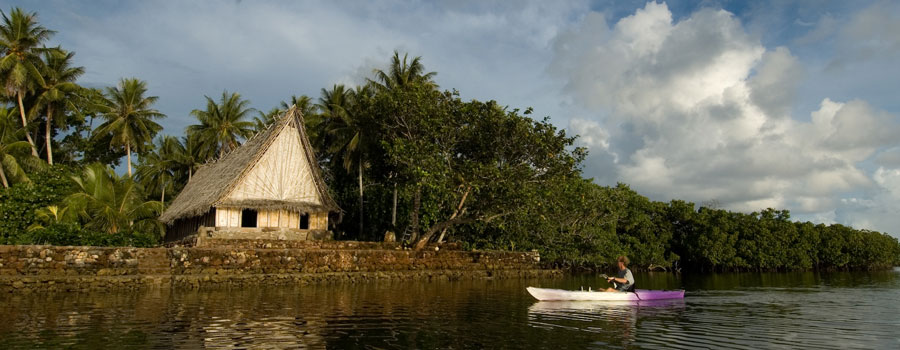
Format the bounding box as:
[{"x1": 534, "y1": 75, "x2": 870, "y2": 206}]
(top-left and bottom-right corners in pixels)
[{"x1": 526, "y1": 287, "x2": 684, "y2": 301}]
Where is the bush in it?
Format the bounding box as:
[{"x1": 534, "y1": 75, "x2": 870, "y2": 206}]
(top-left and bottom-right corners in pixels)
[
  {"x1": 0, "y1": 166, "x2": 74, "y2": 244},
  {"x1": 17, "y1": 223, "x2": 158, "y2": 248},
  {"x1": 1, "y1": 165, "x2": 160, "y2": 248}
]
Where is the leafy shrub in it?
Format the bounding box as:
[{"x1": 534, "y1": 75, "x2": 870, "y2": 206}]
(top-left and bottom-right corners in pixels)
[
  {"x1": 0, "y1": 166, "x2": 74, "y2": 244},
  {"x1": 1, "y1": 165, "x2": 159, "y2": 247}
]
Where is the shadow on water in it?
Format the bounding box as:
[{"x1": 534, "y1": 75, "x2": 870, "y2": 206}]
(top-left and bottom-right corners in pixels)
[{"x1": 0, "y1": 268, "x2": 898, "y2": 349}]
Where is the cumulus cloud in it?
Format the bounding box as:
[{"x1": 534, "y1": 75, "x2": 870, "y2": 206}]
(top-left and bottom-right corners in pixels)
[
  {"x1": 748, "y1": 47, "x2": 805, "y2": 118},
  {"x1": 837, "y1": 167, "x2": 900, "y2": 233},
  {"x1": 39, "y1": 0, "x2": 588, "y2": 133},
  {"x1": 553, "y1": 2, "x2": 900, "y2": 234},
  {"x1": 832, "y1": 1, "x2": 900, "y2": 68}
]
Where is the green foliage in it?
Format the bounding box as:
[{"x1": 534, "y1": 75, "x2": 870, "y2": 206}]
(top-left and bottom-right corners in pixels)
[
  {"x1": 0, "y1": 106, "x2": 41, "y2": 187},
  {"x1": 0, "y1": 164, "x2": 160, "y2": 247},
  {"x1": 0, "y1": 7, "x2": 56, "y2": 159},
  {"x1": 92, "y1": 77, "x2": 165, "y2": 176},
  {"x1": 30, "y1": 48, "x2": 84, "y2": 164},
  {"x1": 25, "y1": 221, "x2": 157, "y2": 247},
  {"x1": 0, "y1": 165, "x2": 73, "y2": 244},
  {"x1": 187, "y1": 90, "x2": 255, "y2": 161},
  {"x1": 65, "y1": 163, "x2": 163, "y2": 235}
]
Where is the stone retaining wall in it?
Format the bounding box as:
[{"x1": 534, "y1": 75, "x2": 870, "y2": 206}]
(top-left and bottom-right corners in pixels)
[
  {"x1": 0, "y1": 245, "x2": 554, "y2": 292},
  {"x1": 166, "y1": 233, "x2": 463, "y2": 251}
]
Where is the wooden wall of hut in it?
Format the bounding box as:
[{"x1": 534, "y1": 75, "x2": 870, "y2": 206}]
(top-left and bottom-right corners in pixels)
[
  {"x1": 166, "y1": 209, "x2": 216, "y2": 242},
  {"x1": 214, "y1": 208, "x2": 327, "y2": 230}
]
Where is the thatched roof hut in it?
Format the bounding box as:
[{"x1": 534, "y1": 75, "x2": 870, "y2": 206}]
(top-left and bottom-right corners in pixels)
[{"x1": 160, "y1": 106, "x2": 338, "y2": 242}]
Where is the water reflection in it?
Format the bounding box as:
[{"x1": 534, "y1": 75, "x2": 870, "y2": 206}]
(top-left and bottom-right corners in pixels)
[
  {"x1": 528, "y1": 300, "x2": 686, "y2": 348},
  {"x1": 0, "y1": 269, "x2": 898, "y2": 349}
]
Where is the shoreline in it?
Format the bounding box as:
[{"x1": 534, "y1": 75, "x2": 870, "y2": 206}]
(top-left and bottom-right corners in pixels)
[
  {"x1": 0, "y1": 244, "x2": 557, "y2": 293},
  {"x1": 1, "y1": 269, "x2": 562, "y2": 293}
]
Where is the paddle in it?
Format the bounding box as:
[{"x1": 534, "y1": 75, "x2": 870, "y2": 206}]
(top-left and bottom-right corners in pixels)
[
  {"x1": 599, "y1": 273, "x2": 615, "y2": 286},
  {"x1": 601, "y1": 273, "x2": 640, "y2": 299}
]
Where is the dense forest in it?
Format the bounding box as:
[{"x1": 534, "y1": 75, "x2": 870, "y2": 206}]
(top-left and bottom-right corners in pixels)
[{"x1": 0, "y1": 7, "x2": 898, "y2": 271}]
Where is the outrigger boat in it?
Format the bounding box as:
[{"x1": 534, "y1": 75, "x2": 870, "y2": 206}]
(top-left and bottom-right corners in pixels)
[{"x1": 526, "y1": 286, "x2": 684, "y2": 301}]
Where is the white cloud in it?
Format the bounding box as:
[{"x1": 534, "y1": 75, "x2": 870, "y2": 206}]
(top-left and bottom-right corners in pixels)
[
  {"x1": 837, "y1": 167, "x2": 900, "y2": 233},
  {"x1": 40, "y1": 0, "x2": 588, "y2": 133},
  {"x1": 749, "y1": 47, "x2": 805, "y2": 118},
  {"x1": 552, "y1": 2, "x2": 900, "y2": 235}
]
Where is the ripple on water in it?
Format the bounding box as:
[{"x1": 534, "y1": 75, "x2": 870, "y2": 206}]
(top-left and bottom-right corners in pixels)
[{"x1": 1, "y1": 271, "x2": 899, "y2": 349}]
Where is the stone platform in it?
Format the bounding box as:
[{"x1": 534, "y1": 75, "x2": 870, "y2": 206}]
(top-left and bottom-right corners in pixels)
[{"x1": 0, "y1": 244, "x2": 553, "y2": 292}]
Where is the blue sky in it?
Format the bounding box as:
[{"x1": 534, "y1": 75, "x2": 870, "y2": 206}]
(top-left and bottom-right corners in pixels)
[{"x1": 7, "y1": 0, "x2": 900, "y2": 237}]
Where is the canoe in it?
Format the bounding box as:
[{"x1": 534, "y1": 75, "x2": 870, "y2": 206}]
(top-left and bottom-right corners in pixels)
[{"x1": 526, "y1": 286, "x2": 684, "y2": 301}]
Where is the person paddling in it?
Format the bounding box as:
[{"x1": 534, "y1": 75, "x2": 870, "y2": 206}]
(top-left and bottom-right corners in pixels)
[{"x1": 604, "y1": 256, "x2": 635, "y2": 292}]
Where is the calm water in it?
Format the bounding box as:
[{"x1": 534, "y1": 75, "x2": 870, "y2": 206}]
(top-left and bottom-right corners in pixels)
[{"x1": 2, "y1": 269, "x2": 899, "y2": 349}]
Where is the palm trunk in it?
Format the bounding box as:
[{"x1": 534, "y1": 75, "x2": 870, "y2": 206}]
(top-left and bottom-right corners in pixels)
[
  {"x1": 17, "y1": 93, "x2": 39, "y2": 157},
  {"x1": 126, "y1": 143, "x2": 132, "y2": 177},
  {"x1": 0, "y1": 165, "x2": 9, "y2": 188},
  {"x1": 45, "y1": 106, "x2": 54, "y2": 165},
  {"x1": 391, "y1": 182, "x2": 398, "y2": 227},
  {"x1": 410, "y1": 185, "x2": 421, "y2": 242},
  {"x1": 358, "y1": 161, "x2": 364, "y2": 237}
]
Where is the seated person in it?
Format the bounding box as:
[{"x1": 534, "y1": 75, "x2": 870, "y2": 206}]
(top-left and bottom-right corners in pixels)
[{"x1": 604, "y1": 255, "x2": 634, "y2": 292}]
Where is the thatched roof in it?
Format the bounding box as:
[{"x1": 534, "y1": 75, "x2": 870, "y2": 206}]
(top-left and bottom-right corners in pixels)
[{"x1": 159, "y1": 106, "x2": 338, "y2": 225}]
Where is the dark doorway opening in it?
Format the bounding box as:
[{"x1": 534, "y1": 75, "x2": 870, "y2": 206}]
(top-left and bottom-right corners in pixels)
[
  {"x1": 300, "y1": 213, "x2": 310, "y2": 229},
  {"x1": 241, "y1": 209, "x2": 257, "y2": 228}
]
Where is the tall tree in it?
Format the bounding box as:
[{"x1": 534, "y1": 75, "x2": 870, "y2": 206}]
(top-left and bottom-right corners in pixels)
[
  {"x1": 252, "y1": 107, "x2": 281, "y2": 133},
  {"x1": 55, "y1": 87, "x2": 124, "y2": 166},
  {"x1": 175, "y1": 135, "x2": 202, "y2": 182},
  {"x1": 93, "y1": 78, "x2": 165, "y2": 177},
  {"x1": 31, "y1": 49, "x2": 84, "y2": 164},
  {"x1": 0, "y1": 7, "x2": 56, "y2": 156},
  {"x1": 318, "y1": 84, "x2": 371, "y2": 236},
  {"x1": 0, "y1": 106, "x2": 33, "y2": 187},
  {"x1": 369, "y1": 51, "x2": 437, "y2": 91},
  {"x1": 280, "y1": 94, "x2": 317, "y2": 117},
  {"x1": 368, "y1": 52, "x2": 437, "y2": 231},
  {"x1": 253, "y1": 95, "x2": 318, "y2": 133},
  {"x1": 187, "y1": 90, "x2": 254, "y2": 161},
  {"x1": 136, "y1": 136, "x2": 180, "y2": 206}
]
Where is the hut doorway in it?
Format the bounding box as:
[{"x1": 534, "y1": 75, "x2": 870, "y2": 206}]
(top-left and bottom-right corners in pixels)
[
  {"x1": 300, "y1": 213, "x2": 310, "y2": 229},
  {"x1": 241, "y1": 209, "x2": 258, "y2": 227}
]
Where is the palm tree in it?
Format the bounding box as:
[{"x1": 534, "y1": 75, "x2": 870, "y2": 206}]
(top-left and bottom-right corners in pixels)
[
  {"x1": 281, "y1": 94, "x2": 317, "y2": 117},
  {"x1": 30, "y1": 48, "x2": 84, "y2": 164},
  {"x1": 318, "y1": 84, "x2": 370, "y2": 235},
  {"x1": 136, "y1": 136, "x2": 179, "y2": 206},
  {"x1": 0, "y1": 7, "x2": 56, "y2": 157},
  {"x1": 316, "y1": 84, "x2": 350, "y2": 147},
  {"x1": 175, "y1": 135, "x2": 201, "y2": 182},
  {"x1": 187, "y1": 90, "x2": 255, "y2": 161},
  {"x1": 252, "y1": 107, "x2": 281, "y2": 133},
  {"x1": 369, "y1": 52, "x2": 436, "y2": 229},
  {"x1": 26, "y1": 205, "x2": 74, "y2": 233},
  {"x1": 0, "y1": 106, "x2": 33, "y2": 187},
  {"x1": 93, "y1": 78, "x2": 165, "y2": 177},
  {"x1": 252, "y1": 95, "x2": 318, "y2": 133},
  {"x1": 65, "y1": 163, "x2": 162, "y2": 234},
  {"x1": 369, "y1": 51, "x2": 437, "y2": 91}
]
